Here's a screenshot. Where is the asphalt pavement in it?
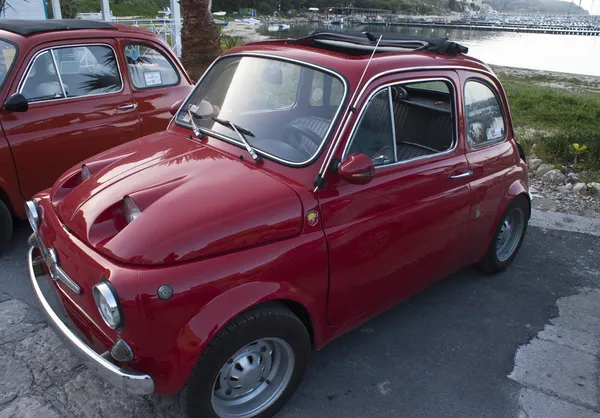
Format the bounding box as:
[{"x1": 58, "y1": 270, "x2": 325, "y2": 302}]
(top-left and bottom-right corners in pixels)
[{"x1": 0, "y1": 211, "x2": 599, "y2": 418}]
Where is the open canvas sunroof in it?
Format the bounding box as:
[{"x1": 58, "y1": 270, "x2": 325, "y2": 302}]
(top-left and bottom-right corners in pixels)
[
  {"x1": 0, "y1": 19, "x2": 118, "y2": 36},
  {"x1": 288, "y1": 31, "x2": 469, "y2": 56}
]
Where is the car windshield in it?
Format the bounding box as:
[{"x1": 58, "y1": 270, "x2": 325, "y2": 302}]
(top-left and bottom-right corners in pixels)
[
  {"x1": 0, "y1": 40, "x2": 17, "y2": 89},
  {"x1": 176, "y1": 56, "x2": 346, "y2": 164}
]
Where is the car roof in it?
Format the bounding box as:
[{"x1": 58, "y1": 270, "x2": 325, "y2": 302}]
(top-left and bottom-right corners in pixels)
[
  {"x1": 0, "y1": 19, "x2": 118, "y2": 36},
  {"x1": 224, "y1": 36, "x2": 494, "y2": 86},
  {"x1": 0, "y1": 19, "x2": 155, "y2": 42}
]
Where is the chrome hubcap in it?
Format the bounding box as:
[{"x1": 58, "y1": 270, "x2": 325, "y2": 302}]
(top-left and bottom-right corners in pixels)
[
  {"x1": 211, "y1": 338, "x2": 294, "y2": 418},
  {"x1": 496, "y1": 207, "x2": 525, "y2": 262}
]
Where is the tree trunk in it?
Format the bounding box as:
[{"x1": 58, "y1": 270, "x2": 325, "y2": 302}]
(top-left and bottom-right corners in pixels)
[{"x1": 180, "y1": 0, "x2": 222, "y2": 82}]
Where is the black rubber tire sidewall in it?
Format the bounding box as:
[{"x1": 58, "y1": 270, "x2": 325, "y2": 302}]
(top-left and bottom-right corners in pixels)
[
  {"x1": 179, "y1": 305, "x2": 311, "y2": 418},
  {"x1": 0, "y1": 200, "x2": 12, "y2": 253},
  {"x1": 477, "y1": 195, "x2": 529, "y2": 274}
]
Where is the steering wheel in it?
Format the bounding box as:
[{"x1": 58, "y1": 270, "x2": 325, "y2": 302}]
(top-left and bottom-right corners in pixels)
[{"x1": 283, "y1": 123, "x2": 323, "y2": 158}]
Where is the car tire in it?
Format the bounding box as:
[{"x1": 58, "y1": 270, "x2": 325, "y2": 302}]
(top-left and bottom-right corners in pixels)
[
  {"x1": 476, "y1": 195, "x2": 529, "y2": 274},
  {"x1": 178, "y1": 304, "x2": 311, "y2": 418},
  {"x1": 0, "y1": 199, "x2": 12, "y2": 253}
]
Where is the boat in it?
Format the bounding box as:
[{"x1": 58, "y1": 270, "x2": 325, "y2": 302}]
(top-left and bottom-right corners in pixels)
[
  {"x1": 267, "y1": 23, "x2": 290, "y2": 32},
  {"x1": 213, "y1": 11, "x2": 226, "y2": 16},
  {"x1": 214, "y1": 20, "x2": 229, "y2": 26}
]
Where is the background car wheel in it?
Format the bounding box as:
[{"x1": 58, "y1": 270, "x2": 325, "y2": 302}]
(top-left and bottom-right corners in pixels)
[
  {"x1": 0, "y1": 200, "x2": 13, "y2": 253},
  {"x1": 477, "y1": 195, "x2": 529, "y2": 274},
  {"x1": 179, "y1": 304, "x2": 311, "y2": 418}
]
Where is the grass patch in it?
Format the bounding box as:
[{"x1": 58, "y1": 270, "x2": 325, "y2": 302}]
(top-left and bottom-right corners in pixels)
[{"x1": 499, "y1": 73, "x2": 600, "y2": 173}]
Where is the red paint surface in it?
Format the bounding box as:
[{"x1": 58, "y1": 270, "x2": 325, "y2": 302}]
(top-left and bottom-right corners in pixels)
[
  {"x1": 32, "y1": 41, "x2": 528, "y2": 395},
  {"x1": 0, "y1": 25, "x2": 192, "y2": 217}
]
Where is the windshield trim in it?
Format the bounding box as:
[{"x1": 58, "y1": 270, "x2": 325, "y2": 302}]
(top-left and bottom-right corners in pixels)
[
  {"x1": 174, "y1": 52, "x2": 349, "y2": 167},
  {"x1": 0, "y1": 38, "x2": 18, "y2": 92}
]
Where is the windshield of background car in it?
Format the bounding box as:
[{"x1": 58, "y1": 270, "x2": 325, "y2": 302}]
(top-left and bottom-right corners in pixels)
[
  {"x1": 175, "y1": 56, "x2": 346, "y2": 164},
  {"x1": 0, "y1": 40, "x2": 17, "y2": 89}
]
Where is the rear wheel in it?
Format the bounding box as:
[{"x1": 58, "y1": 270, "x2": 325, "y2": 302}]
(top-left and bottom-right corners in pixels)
[
  {"x1": 477, "y1": 196, "x2": 529, "y2": 274},
  {"x1": 179, "y1": 304, "x2": 311, "y2": 418},
  {"x1": 0, "y1": 200, "x2": 12, "y2": 253}
]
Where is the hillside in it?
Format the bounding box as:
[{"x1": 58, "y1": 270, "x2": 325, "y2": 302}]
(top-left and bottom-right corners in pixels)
[
  {"x1": 51, "y1": 0, "x2": 589, "y2": 19},
  {"x1": 486, "y1": 0, "x2": 589, "y2": 14}
]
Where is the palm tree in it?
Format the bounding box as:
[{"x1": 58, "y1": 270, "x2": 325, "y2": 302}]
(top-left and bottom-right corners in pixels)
[{"x1": 180, "y1": 0, "x2": 221, "y2": 81}]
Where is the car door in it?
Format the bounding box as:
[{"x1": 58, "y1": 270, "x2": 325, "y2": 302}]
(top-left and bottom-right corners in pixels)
[
  {"x1": 460, "y1": 73, "x2": 515, "y2": 262},
  {"x1": 320, "y1": 73, "x2": 472, "y2": 325},
  {"x1": 0, "y1": 39, "x2": 142, "y2": 199},
  {"x1": 120, "y1": 40, "x2": 192, "y2": 136}
]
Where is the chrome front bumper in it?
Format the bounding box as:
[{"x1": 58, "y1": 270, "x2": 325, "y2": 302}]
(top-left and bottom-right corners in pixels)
[{"x1": 27, "y1": 246, "x2": 155, "y2": 395}]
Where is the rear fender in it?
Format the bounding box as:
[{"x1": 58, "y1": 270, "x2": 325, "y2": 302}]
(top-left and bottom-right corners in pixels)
[
  {"x1": 159, "y1": 281, "x2": 320, "y2": 395},
  {"x1": 488, "y1": 179, "x2": 530, "y2": 242}
]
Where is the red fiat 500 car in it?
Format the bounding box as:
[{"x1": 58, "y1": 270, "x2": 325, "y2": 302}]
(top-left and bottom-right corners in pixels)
[
  {"x1": 0, "y1": 19, "x2": 192, "y2": 251},
  {"x1": 26, "y1": 32, "x2": 529, "y2": 418}
]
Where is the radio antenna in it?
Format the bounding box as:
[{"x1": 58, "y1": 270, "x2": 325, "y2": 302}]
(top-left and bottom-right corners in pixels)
[{"x1": 313, "y1": 33, "x2": 383, "y2": 193}]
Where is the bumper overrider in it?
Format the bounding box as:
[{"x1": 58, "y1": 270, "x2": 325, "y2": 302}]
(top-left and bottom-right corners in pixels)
[{"x1": 27, "y1": 239, "x2": 155, "y2": 395}]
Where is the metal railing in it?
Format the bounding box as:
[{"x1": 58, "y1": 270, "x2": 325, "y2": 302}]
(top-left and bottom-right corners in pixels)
[{"x1": 115, "y1": 18, "x2": 182, "y2": 56}]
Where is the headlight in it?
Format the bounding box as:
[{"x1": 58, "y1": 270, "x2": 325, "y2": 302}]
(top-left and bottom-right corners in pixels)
[
  {"x1": 123, "y1": 196, "x2": 140, "y2": 224},
  {"x1": 25, "y1": 200, "x2": 40, "y2": 233},
  {"x1": 81, "y1": 164, "x2": 91, "y2": 182},
  {"x1": 92, "y1": 281, "x2": 123, "y2": 329}
]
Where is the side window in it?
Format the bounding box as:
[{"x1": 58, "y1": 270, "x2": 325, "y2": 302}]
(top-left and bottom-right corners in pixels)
[
  {"x1": 345, "y1": 79, "x2": 456, "y2": 166},
  {"x1": 53, "y1": 45, "x2": 122, "y2": 97},
  {"x1": 124, "y1": 43, "x2": 180, "y2": 89},
  {"x1": 393, "y1": 80, "x2": 455, "y2": 161},
  {"x1": 464, "y1": 80, "x2": 506, "y2": 147},
  {"x1": 310, "y1": 71, "x2": 344, "y2": 107},
  {"x1": 21, "y1": 51, "x2": 65, "y2": 102},
  {"x1": 346, "y1": 89, "x2": 395, "y2": 166}
]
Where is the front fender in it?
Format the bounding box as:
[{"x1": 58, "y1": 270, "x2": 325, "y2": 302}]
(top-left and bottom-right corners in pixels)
[{"x1": 161, "y1": 281, "x2": 320, "y2": 394}]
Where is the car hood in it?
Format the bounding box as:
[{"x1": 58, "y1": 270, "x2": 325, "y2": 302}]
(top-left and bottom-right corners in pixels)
[{"x1": 50, "y1": 132, "x2": 303, "y2": 265}]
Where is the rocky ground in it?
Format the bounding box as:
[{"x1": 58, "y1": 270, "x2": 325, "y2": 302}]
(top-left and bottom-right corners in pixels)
[
  {"x1": 526, "y1": 153, "x2": 600, "y2": 218},
  {"x1": 221, "y1": 22, "x2": 270, "y2": 43}
]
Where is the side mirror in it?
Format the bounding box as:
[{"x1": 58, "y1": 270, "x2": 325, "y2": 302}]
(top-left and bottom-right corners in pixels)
[
  {"x1": 338, "y1": 153, "x2": 375, "y2": 185},
  {"x1": 4, "y1": 93, "x2": 28, "y2": 112},
  {"x1": 170, "y1": 99, "x2": 184, "y2": 116}
]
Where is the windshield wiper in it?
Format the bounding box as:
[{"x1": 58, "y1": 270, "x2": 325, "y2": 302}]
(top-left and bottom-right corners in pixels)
[
  {"x1": 211, "y1": 117, "x2": 261, "y2": 162},
  {"x1": 187, "y1": 109, "x2": 203, "y2": 138}
]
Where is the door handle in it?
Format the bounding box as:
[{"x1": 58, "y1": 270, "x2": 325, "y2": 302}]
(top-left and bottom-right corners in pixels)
[
  {"x1": 116, "y1": 103, "x2": 137, "y2": 111},
  {"x1": 450, "y1": 170, "x2": 473, "y2": 179}
]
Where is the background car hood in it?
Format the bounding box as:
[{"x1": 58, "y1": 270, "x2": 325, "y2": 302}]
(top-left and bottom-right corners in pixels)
[{"x1": 51, "y1": 132, "x2": 303, "y2": 265}]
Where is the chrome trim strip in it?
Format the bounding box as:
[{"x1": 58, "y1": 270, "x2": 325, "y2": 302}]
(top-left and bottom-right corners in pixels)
[
  {"x1": 317, "y1": 65, "x2": 494, "y2": 185},
  {"x1": 18, "y1": 43, "x2": 125, "y2": 103},
  {"x1": 27, "y1": 247, "x2": 154, "y2": 395},
  {"x1": 387, "y1": 87, "x2": 397, "y2": 162},
  {"x1": 172, "y1": 52, "x2": 350, "y2": 167},
  {"x1": 341, "y1": 77, "x2": 458, "y2": 167},
  {"x1": 50, "y1": 50, "x2": 67, "y2": 98}
]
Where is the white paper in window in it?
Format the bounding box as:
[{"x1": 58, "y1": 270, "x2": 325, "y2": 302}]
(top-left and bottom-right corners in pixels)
[{"x1": 144, "y1": 71, "x2": 162, "y2": 86}]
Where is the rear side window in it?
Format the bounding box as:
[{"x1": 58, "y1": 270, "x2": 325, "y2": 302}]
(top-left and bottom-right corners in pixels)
[
  {"x1": 125, "y1": 43, "x2": 179, "y2": 89},
  {"x1": 464, "y1": 80, "x2": 506, "y2": 147}
]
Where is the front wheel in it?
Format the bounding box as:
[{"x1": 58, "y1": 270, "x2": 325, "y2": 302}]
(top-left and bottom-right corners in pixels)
[
  {"x1": 477, "y1": 196, "x2": 529, "y2": 274},
  {"x1": 179, "y1": 304, "x2": 311, "y2": 418}
]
